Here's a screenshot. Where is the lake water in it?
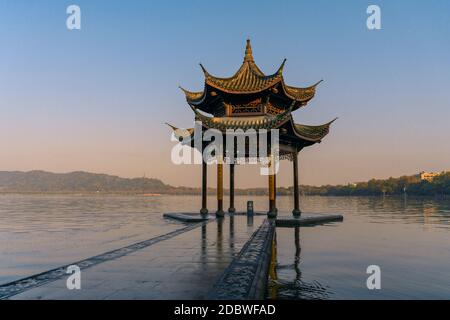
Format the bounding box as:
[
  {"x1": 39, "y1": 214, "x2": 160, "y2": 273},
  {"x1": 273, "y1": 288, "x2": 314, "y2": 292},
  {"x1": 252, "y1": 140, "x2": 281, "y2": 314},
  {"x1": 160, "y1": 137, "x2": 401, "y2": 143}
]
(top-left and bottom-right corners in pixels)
[{"x1": 0, "y1": 194, "x2": 449, "y2": 299}]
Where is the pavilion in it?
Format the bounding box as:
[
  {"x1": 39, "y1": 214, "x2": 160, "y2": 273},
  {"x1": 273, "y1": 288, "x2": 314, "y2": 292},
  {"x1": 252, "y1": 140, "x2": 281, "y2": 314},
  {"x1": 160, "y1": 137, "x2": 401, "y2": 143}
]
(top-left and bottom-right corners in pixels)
[{"x1": 168, "y1": 40, "x2": 336, "y2": 218}]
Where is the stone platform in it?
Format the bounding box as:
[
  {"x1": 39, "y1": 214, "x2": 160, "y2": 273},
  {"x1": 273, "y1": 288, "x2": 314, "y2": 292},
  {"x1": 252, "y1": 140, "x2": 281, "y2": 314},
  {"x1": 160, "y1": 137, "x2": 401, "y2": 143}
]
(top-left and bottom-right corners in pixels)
[
  {"x1": 163, "y1": 212, "x2": 343, "y2": 227},
  {"x1": 163, "y1": 211, "x2": 266, "y2": 223},
  {"x1": 276, "y1": 213, "x2": 343, "y2": 227},
  {"x1": 163, "y1": 213, "x2": 212, "y2": 222}
]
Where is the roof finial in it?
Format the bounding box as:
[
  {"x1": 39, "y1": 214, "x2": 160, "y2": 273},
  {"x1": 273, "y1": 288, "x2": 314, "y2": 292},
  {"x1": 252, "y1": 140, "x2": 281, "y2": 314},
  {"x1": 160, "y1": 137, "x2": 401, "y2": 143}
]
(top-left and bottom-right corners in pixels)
[
  {"x1": 199, "y1": 63, "x2": 209, "y2": 75},
  {"x1": 244, "y1": 39, "x2": 254, "y2": 62},
  {"x1": 276, "y1": 58, "x2": 287, "y2": 74}
]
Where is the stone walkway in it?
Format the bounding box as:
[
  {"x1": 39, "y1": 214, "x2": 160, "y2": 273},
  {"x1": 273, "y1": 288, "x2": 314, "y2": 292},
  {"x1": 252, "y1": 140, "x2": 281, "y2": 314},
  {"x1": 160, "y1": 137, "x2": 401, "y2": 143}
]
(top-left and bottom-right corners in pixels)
[
  {"x1": 7, "y1": 215, "x2": 265, "y2": 300},
  {"x1": 208, "y1": 219, "x2": 275, "y2": 300}
]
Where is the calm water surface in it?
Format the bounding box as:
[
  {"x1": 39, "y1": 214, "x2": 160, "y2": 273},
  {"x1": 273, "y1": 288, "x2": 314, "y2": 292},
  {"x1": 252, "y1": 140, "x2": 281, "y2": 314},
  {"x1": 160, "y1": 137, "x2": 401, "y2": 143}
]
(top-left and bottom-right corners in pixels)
[
  {"x1": 270, "y1": 196, "x2": 450, "y2": 299},
  {"x1": 0, "y1": 194, "x2": 449, "y2": 299}
]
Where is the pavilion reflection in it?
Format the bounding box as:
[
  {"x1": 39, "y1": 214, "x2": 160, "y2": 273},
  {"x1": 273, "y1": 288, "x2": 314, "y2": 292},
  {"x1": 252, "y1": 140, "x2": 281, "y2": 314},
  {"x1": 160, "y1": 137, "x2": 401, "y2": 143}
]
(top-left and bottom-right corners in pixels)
[
  {"x1": 200, "y1": 222, "x2": 207, "y2": 265},
  {"x1": 217, "y1": 217, "x2": 223, "y2": 257},
  {"x1": 199, "y1": 216, "x2": 238, "y2": 264},
  {"x1": 229, "y1": 215, "x2": 235, "y2": 253},
  {"x1": 247, "y1": 215, "x2": 254, "y2": 227},
  {"x1": 268, "y1": 227, "x2": 331, "y2": 300}
]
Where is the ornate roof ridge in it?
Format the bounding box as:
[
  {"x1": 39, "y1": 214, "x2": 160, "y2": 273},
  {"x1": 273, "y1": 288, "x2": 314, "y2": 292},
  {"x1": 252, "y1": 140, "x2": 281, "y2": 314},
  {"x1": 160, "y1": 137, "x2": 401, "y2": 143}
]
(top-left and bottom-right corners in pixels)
[{"x1": 186, "y1": 101, "x2": 295, "y2": 131}]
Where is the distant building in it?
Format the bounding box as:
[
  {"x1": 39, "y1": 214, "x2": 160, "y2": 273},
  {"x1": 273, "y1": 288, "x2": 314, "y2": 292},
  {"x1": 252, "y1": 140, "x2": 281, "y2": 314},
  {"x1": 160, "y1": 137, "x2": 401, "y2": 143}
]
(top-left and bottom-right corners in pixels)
[{"x1": 418, "y1": 171, "x2": 440, "y2": 181}]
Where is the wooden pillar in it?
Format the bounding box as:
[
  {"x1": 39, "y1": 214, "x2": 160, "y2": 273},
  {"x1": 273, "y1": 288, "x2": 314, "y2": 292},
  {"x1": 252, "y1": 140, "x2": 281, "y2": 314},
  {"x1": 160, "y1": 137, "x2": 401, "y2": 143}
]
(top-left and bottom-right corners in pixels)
[
  {"x1": 200, "y1": 160, "x2": 208, "y2": 216},
  {"x1": 268, "y1": 154, "x2": 278, "y2": 218},
  {"x1": 228, "y1": 163, "x2": 236, "y2": 213},
  {"x1": 292, "y1": 152, "x2": 301, "y2": 217},
  {"x1": 216, "y1": 160, "x2": 225, "y2": 217}
]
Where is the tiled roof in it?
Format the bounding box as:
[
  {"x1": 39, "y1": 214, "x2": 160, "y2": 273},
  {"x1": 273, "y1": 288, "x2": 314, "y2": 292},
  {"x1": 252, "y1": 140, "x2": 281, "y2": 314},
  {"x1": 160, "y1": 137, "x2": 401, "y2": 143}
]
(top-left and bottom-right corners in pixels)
[
  {"x1": 292, "y1": 118, "x2": 337, "y2": 142},
  {"x1": 181, "y1": 40, "x2": 320, "y2": 105},
  {"x1": 167, "y1": 117, "x2": 335, "y2": 146},
  {"x1": 283, "y1": 80, "x2": 322, "y2": 102}
]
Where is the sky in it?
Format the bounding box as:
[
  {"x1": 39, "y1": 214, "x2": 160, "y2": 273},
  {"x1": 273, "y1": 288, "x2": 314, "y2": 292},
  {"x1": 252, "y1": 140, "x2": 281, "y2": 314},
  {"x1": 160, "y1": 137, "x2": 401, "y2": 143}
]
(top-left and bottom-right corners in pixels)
[{"x1": 1, "y1": 0, "x2": 450, "y2": 188}]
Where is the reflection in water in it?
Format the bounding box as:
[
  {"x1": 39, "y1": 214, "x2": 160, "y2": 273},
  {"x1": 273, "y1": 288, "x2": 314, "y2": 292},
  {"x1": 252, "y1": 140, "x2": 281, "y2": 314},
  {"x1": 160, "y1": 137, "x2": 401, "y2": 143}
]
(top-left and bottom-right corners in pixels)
[
  {"x1": 229, "y1": 216, "x2": 235, "y2": 253},
  {"x1": 217, "y1": 217, "x2": 223, "y2": 257},
  {"x1": 0, "y1": 194, "x2": 187, "y2": 284},
  {"x1": 201, "y1": 223, "x2": 207, "y2": 265},
  {"x1": 294, "y1": 227, "x2": 300, "y2": 277},
  {"x1": 344, "y1": 196, "x2": 450, "y2": 228},
  {"x1": 1, "y1": 195, "x2": 449, "y2": 298},
  {"x1": 198, "y1": 216, "x2": 239, "y2": 266},
  {"x1": 268, "y1": 227, "x2": 331, "y2": 300},
  {"x1": 269, "y1": 196, "x2": 450, "y2": 299},
  {"x1": 247, "y1": 214, "x2": 253, "y2": 227},
  {"x1": 268, "y1": 230, "x2": 278, "y2": 299}
]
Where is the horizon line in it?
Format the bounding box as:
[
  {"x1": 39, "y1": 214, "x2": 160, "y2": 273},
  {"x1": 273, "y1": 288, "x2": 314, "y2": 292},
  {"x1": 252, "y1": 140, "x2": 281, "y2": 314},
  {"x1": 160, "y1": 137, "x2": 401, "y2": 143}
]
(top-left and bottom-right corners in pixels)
[{"x1": 1, "y1": 168, "x2": 448, "y2": 188}]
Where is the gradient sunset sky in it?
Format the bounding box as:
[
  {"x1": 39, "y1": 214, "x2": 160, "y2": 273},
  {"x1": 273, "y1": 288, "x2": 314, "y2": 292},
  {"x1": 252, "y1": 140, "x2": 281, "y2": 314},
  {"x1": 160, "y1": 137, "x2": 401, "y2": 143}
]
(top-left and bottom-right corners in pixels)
[{"x1": 1, "y1": 0, "x2": 450, "y2": 188}]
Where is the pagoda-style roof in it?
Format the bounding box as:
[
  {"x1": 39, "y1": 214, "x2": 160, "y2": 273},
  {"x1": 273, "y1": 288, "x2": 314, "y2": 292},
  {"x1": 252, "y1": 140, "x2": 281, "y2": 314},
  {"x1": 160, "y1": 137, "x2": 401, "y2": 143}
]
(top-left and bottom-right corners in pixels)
[
  {"x1": 180, "y1": 40, "x2": 321, "y2": 114},
  {"x1": 169, "y1": 40, "x2": 336, "y2": 152}
]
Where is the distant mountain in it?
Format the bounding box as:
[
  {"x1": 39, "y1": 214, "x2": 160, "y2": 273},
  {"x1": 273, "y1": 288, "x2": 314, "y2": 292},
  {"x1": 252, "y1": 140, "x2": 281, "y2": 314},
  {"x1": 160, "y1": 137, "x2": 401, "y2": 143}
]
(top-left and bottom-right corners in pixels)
[
  {"x1": 0, "y1": 170, "x2": 287, "y2": 195},
  {"x1": 1, "y1": 170, "x2": 448, "y2": 196},
  {"x1": 0, "y1": 171, "x2": 172, "y2": 193}
]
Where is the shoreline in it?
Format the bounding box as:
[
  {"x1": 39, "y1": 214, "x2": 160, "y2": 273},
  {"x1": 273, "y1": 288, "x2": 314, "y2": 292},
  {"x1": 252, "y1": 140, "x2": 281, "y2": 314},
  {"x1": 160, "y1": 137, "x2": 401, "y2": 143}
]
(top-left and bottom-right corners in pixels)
[{"x1": 0, "y1": 192, "x2": 449, "y2": 199}]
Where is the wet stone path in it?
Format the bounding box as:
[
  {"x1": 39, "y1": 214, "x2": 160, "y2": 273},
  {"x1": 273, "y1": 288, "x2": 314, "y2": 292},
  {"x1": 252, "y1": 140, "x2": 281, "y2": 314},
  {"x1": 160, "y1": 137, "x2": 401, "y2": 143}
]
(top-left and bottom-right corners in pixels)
[{"x1": 4, "y1": 215, "x2": 265, "y2": 300}]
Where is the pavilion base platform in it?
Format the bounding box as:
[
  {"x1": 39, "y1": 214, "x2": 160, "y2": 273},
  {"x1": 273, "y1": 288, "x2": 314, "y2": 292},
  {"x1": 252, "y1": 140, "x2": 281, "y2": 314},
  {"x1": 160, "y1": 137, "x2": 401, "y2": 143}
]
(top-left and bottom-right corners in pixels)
[
  {"x1": 276, "y1": 213, "x2": 343, "y2": 227},
  {"x1": 163, "y1": 213, "x2": 214, "y2": 222},
  {"x1": 163, "y1": 211, "x2": 267, "y2": 222}
]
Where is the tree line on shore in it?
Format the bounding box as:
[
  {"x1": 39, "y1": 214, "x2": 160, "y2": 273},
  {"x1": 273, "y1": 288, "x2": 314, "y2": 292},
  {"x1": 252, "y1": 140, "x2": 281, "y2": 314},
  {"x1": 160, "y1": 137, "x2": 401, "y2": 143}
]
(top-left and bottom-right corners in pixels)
[
  {"x1": 299, "y1": 172, "x2": 450, "y2": 196},
  {"x1": 173, "y1": 172, "x2": 450, "y2": 196}
]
